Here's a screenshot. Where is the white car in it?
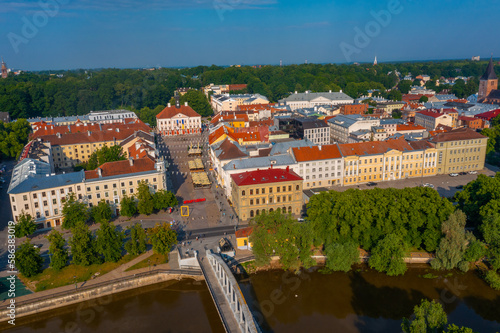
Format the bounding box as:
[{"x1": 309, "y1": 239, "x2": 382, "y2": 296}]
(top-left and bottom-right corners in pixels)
[
  {"x1": 449, "y1": 173, "x2": 459, "y2": 177},
  {"x1": 468, "y1": 170, "x2": 477, "y2": 175},
  {"x1": 423, "y1": 183, "x2": 435, "y2": 188}
]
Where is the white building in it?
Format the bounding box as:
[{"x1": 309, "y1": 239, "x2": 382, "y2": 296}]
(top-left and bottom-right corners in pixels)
[
  {"x1": 156, "y1": 101, "x2": 202, "y2": 136},
  {"x1": 88, "y1": 110, "x2": 137, "y2": 123},
  {"x1": 279, "y1": 91, "x2": 354, "y2": 111},
  {"x1": 327, "y1": 115, "x2": 380, "y2": 144}
]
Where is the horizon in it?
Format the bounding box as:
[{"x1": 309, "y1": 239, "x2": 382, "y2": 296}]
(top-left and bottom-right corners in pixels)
[{"x1": 1, "y1": 0, "x2": 500, "y2": 71}]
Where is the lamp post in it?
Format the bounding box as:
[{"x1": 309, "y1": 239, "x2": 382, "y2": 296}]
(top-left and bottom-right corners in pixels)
[{"x1": 73, "y1": 275, "x2": 77, "y2": 290}]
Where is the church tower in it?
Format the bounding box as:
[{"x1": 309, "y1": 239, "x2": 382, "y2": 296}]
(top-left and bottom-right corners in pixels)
[
  {"x1": 1, "y1": 58, "x2": 7, "y2": 79},
  {"x1": 478, "y1": 56, "x2": 498, "y2": 101},
  {"x1": 373, "y1": 56, "x2": 378, "y2": 66}
]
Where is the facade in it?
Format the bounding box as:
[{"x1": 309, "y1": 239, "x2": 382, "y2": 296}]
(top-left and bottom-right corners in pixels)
[
  {"x1": 414, "y1": 110, "x2": 454, "y2": 131},
  {"x1": 156, "y1": 101, "x2": 202, "y2": 136},
  {"x1": 327, "y1": 115, "x2": 380, "y2": 144},
  {"x1": 339, "y1": 137, "x2": 437, "y2": 186},
  {"x1": 278, "y1": 117, "x2": 330, "y2": 145},
  {"x1": 279, "y1": 91, "x2": 354, "y2": 110},
  {"x1": 231, "y1": 167, "x2": 303, "y2": 221},
  {"x1": 340, "y1": 103, "x2": 368, "y2": 115},
  {"x1": 478, "y1": 57, "x2": 499, "y2": 102},
  {"x1": 428, "y1": 128, "x2": 488, "y2": 174},
  {"x1": 211, "y1": 94, "x2": 269, "y2": 113},
  {"x1": 375, "y1": 101, "x2": 406, "y2": 114},
  {"x1": 291, "y1": 145, "x2": 344, "y2": 189},
  {"x1": 88, "y1": 110, "x2": 137, "y2": 123},
  {"x1": 7, "y1": 157, "x2": 166, "y2": 229}
]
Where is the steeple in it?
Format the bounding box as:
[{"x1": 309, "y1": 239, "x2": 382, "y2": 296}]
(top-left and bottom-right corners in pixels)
[
  {"x1": 373, "y1": 56, "x2": 378, "y2": 66},
  {"x1": 1, "y1": 57, "x2": 7, "y2": 79},
  {"x1": 481, "y1": 56, "x2": 498, "y2": 81}
]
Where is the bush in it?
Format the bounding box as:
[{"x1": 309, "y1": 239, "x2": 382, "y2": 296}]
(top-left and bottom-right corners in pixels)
[{"x1": 484, "y1": 270, "x2": 500, "y2": 290}]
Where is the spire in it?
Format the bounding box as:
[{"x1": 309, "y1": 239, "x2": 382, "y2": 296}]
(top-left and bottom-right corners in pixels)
[
  {"x1": 481, "y1": 56, "x2": 498, "y2": 81},
  {"x1": 373, "y1": 56, "x2": 378, "y2": 66}
]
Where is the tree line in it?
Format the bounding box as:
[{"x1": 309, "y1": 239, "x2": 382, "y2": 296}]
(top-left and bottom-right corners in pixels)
[
  {"x1": 480, "y1": 114, "x2": 500, "y2": 167},
  {"x1": 1, "y1": 59, "x2": 496, "y2": 121},
  {"x1": 0, "y1": 119, "x2": 31, "y2": 161}
]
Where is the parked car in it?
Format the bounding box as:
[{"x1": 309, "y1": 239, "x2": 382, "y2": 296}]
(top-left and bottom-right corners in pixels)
[
  {"x1": 449, "y1": 173, "x2": 459, "y2": 177},
  {"x1": 423, "y1": 183, "x2": 434, "y2": 188},
  {"x1": 367, "y1": 182, "x2": 378, "y2": 186},
  {"x1": 456, "y1": 185, "x2": 464, "y2": 189},
  {"x1": 468, "y1": 170, "x2": 477, "y2": 175},
  {"x1": 459, "y1": 172, "x2": 467, "y2": 175}
]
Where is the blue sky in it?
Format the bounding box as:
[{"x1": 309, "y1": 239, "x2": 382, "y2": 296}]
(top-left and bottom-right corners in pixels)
[{"x1": 1, "y1": 0, "x2": 499, "y2": 70}]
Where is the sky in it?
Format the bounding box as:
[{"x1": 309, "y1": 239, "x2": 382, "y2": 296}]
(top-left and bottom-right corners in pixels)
[{"x1": 1, "y1": 0, "x2": 499, "y2": 70}]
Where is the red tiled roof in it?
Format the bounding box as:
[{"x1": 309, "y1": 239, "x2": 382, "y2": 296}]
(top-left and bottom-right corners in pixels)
[
  {"x1": 156, "y1": 104, "x2": 200, "y2": 119},
  {"x1": 85, "y1": 156, "x2": 155, "y2": 179},
  {"x1": 409, "y1": 140, "x2": 434, "y2": 150},
  {"x1": 416, "y1": 110, "x2": 450, "y2": 119},
  {"x1": 235, "y1": 226, "x2": 253, "y2": 238},
  {"x1": 228, "y1": 84, "x2": 248, "y2": 91},
  {"x1": 292, "y1": 144, "x2": 342, "y2": 162},
  {"x1": 339, "y1": 137, "x2": 414, "y2": 157},
  {"x1": 209, "y1": 126, "x2": 228, "y2": 145},
  {"x1": 475, "y1": 109, "x2": 500, "y2": 121},
  {"x1": 231, "y1": 167, "x2": 302, "y2": 186},
  {"x1": 396, "y1": 123, "x2": 426, "y2": 131},
  {"x1": 38, "y1": 129, "x2": 150, "y2": 146},
  {"x1": 429, "y1": 127, "x2": 486, "y2": 143},
  {"x1": 216, "y1": 139, "x2": 247, "y2": 160}
]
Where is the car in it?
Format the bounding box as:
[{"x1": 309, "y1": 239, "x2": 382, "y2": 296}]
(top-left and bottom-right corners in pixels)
[
  {"x1": 456, "y1": 185, "x2": 464, "y2": 189},
  {"x1": 459, "y1": 172, "x2": 467, "y2": 175},
  {"x1": 423, "y1": 183, "x2": 434, "y2": 188},
  {"x1": 468, "y1": 170, "x2": 477, "y2": 175},
  {"x1": 449, "y1": 173, "x2": 459, "y2": 177},
  {"x1": 366, "y1": 182, "x2": 378, "y2": 186}
]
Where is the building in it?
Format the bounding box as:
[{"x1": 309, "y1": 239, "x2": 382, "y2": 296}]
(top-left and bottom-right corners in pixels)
[
  {"x1": 327, "y1": 115, "x2": 380, "y2": 144},
  {"x1": 414, "y1": 109, "x2": 455, "y2": 131},
  {"x1": 458, "y1": 116, "x2": 487, "y2": 130},
  {"x1": 7, "y1": 156, "x2": 167, "y2": 229},
  {"x1": 235, "y1": 227, "x2": 253, "y2": 250},
  {"x1": 279, "y1": 91, "x2": 354, "y2": 111},
  {"x1": 1, "y1": 59, "x2": 8, "y2": 79},
  {"x1": 478, "y1": 57, "x2": 499, "y2": 103},
  {"x1": 27, "y1": 110, "x2": 138, "y2": 128},
  {"x1": 230, "y1": 167, "x2": 303, "y2": 221},
  {"x1": 280, "y1": 118, "x2": 329, "y2": 145},
  {"x1": 340, "y1": 103, "x2": 368, "y2": 115},
  {"x1": 156, "y1": 100, "x2": 202, "y2": 136},
  {"x1": 291, "y1": 144, "x2": 344, "y2": 189},
  {"x1": 0, "y1": 111, "x2": 10, "y2": 123},
  {"x1": 87, "y1": 110, "x2": 137, "y2": 123},
  {"x1": 428, "y1": 128, "x2": 488, "y2": 174},
  {"x1": 375, "y1": 101, "x2": 406, "y2": 114},
  {"x1": 211, "y1": 94, "x2": 269, "y2": 113},
  {"x1": 475, "y1": 109, "x2": 500, "y2": 122},
  {"x1": 339, "y1": 137, "x2": 437, "y2": 186}
]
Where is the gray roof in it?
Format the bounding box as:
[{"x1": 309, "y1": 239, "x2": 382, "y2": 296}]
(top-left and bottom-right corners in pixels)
[
  {"x1": 295, "y1": 118, "x2": 328, "y2": 129},
  {"x1": 269, "y1": 139, "x2": 315, "y2": 156},
  {"x1": 327, "y1": 114, "x2": 369, "y2": 129},
  {"x1": 223, "y1": 154, "x2": 295, "y2": 171},
  {"x1": 8, "y1": 159, "x2": 84, "y2": 195},
  {"x1": 280, "y1": 91, "x2": 353, "y2": 103},
  {"x1": 435, "y1": 94, "x2": 457, "y2": 101},
  {"x1": 27, "y1": 115, "x2": 90, "y2": 124},
  {"x1": 380, "y1": 118, "x2": 405, "y2": 125}
]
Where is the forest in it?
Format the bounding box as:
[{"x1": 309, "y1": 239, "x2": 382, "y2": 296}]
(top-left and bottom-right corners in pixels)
[{"x1": 0, "y1": 59, "x2": 496, "y2": 121}]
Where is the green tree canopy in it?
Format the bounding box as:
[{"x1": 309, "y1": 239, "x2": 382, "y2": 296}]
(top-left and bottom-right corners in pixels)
[
  {"x1": 14, "y1": 212, "x2": 37, "y2": 238},
  {"x1": 96, "y1": 220, "x2": 124, "y2": 262},
  {"x1": 120, "y1": 195, "x2": 137, "y2": 217},
  {"x1": 137, "y1": 181, "x2": 154, "y2": 215},
  {"x1": 369, "y1": 234, "x2": 407, "y2": 276},
  {"x1": 46, "y1": 229, "x2": 69, "y2": 271},
  {"x1": 148, "y1": 222, "x2": 177, "y2": 255},
  {"x1": 91, "y1": 199, "x2": 113, "y2": 224},
  {"x1": 80, "y1": 145, "x2": 126, "y2": 170},
  {"x1": 125, "y1": 223, "x2": 147, "y2": 255},
  {"x1": 16, "y1": 240, "x2": 44, "y2": 277},
  {"x1": 324, "y1": 242, "x2": 359, "y2": 272},
  {"x1": 153, "y1": 189, "x2": 178, "y2": 211},
  {"x1": 62, "y1": 193, "x2": 89, "y2": 229},
  {"x1": 0, "y1": 119, "x2": 32, "y2": 160},
  {"x1": 69, "y1": 223, "x2": 100, "y2": 266}
]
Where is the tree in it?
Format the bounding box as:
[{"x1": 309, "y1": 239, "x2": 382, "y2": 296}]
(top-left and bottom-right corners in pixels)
[
  {"x1": 431, "y1": 210, "x2": 470, "y2": 272},
  {"x1": 79, "y1": 145, "x2": 126, "y2": 170},
  {"x1": 419, "y1": 96, "x2": 429, "y2": 103},
  {"x1": 179, "y1": 90, "x2": 213, "y2": 117},
  {"x1": 14, "y1": 212, "x2": 37, "y2": 238},
  {"x1": 46, "y1": 230, "x2": 69, "y2": 271},
  {"x1": 91, "y1": 199, "x2": 113, "y2": 223},
  {"x1": 69, "y1": 223, "x2": 100, "y2": 266},
  {"x1": 125, "y1": 223, "x2": 147, "y2": 255},
  {"x1": 249, "y1": 210, "x2": 313, "y2": 270},
  {"x1": 324, "y1": 242, "x2": 359, "y2": 272},
  {"x1": 387, "y1": 89, "x2": 402, "y2": 101},
  {"x1": 16, "y1": 240, "x2": 44, "y2": 277},
  {"x1": 137, "y1": 181, "x2": 154, "y2": 215},
  {"x1": 148, "y1": 222, "x2": 177, "y2": 255},
  {"x1": 120, "y1": 195, "x2": 137, "y2": 217},
  {"x1": 62, "y1": 193, "x2": 89, "y2": 229},
  {"x1": 398, "y1": 80, "x2": 413, "y2": 94},
  {"x1": 401, "y1": 299, "x2": 447, "y2": 333},
  {"x1": 369, "y1": 234, "x2": 407, "y2": 276},
  {"x1": 96, "y1": 220, "x2": 124, "y2": 262},
  {"x1": 153, "y1": 189, "x2": 178, "y2": 211}
]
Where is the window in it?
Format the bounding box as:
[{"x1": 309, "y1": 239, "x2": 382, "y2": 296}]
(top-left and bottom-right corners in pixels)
[
  {"x1": 54, "y1": 208, "x2": 58, "y2": 215},
  {"x1": 33, "y1": 193, "x2": 38, "y2": 199},
  {"x1": 277, "y1": 187, "x2": 280, "y2": 193},
  {"x1": 51, "y1": 190, "x2": 56, "y2": 196},
  {"x1": 87, "y1": 187, "x2": 91, "y2": 192},
  {"x1": 250, "y1": 210, "x2": 254, "y2": 218},
  {"x1": 96, "y1": 186, "x2": 100, "y2": 191},
  {"x1": 97, "y1": 194, "x2": 101, "y2": 199},
  {"x1": 121, "y1": 182, "x2": 125, "y2": 187},
  {"x1": 113, "y1": 183, "x2": 117, "y2": 188},
  {"x1": 42, "y1": 192, "x2": 46, "y2": 197},
  {"x1": 242, "y1": 190, "x2": 246, "y2": 196},
  {"x1": 23, "y1": 195, "x2": 27, "y2": 201},
  {"x1": 122, "y1": 190, "x2": 126, "y2": 195},
  {"x1": 256, "y1": 189, "x2": 259, "y2": 195},
  {"x1": 52, "y1": 199, "x2": 57, "y2": 204},
  {"x1": 277, "y1": 197, "x2": 280, "y2": 203},
  {"x1": 129, "y1": 181, "x2": 133, "y2": 186},
  {"x1": 104, "y1": 185, "x2": 108, "y2": 190},
  {"x1": 262, "y1": 188, "x2": 265, "y2": 194},
  {"x1": 296, "y1": 185, "x2": 299, "y2": 190},
  {"x1": 250, "y1": 189, "x2": 253, "y2": 195},
  {"x1": 250, "y1": 199, "x2": 254, "y2": 205},
  {"x1": 25, "y1": 204, "x2": 29, "y2": 210},
  {"x1": 60, "y1": 189, "x2": 64, "y2": 194},
  {"x1": 35, "y1": 202, "x2": 39, "y2": 208},
  {"x1": 256, "y1": 199, "x2": 260, "y2": 205},
  {"x1": 88, "y1": 195, "x2": 92, "y2": 200}
]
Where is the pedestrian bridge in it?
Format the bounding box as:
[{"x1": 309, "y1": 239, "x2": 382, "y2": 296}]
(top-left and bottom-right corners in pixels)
[{"x1": 198, "y1": 250, "x2": 261, "y2": 333}]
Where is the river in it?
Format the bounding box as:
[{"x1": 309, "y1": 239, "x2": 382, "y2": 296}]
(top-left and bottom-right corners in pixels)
[{"x1": 2, "y1": 267, "x2": 500, "y2": 333}]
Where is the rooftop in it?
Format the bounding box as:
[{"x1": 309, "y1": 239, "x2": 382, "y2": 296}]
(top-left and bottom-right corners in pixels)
[
  {"x1": 85, "y1": 156, "x2": 156, "y2": 180},
  {"x1": 223, "y1": 154, "x2": 295, "y2": 171},
  {"x1": 429, "y1": 127, "x2": 486, "y2": 143},
  {"x1": 292, "y1": 144, "x2": 342, "y2": 162},
  {"x1": 156, "y1": 103, "x2": 201, "y2": 119},
  {"x1": 280, "y1": 91, "x2": 353, "y2": 103},
  {"x1": 231, "y1": 167, "x2": 302, "y2": 186}
]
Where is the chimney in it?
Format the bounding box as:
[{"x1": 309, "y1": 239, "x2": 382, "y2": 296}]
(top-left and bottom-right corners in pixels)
[
  {"x1": 295, "y1": 91, "x2": 298, "y2": 94},
  {"x1": 56, "y1": 132, "x2": 61, "y2": 138},
  {"x1": 97, "y1": 168, "x2": 102, "y2": 177},
  {"x1": 184, "y1": 102, "x2": 188, "y2": 107},
  {"x1": 340, "y1": 90, "x2": 343, "y2": 93},
  {"x1": 329, "y1": 90, "x2": 332, "y2": 93},
  {"x1": 175, "y1": 92, "x2": 180, "y2": 109},
  {"x1": 318, "y1": 145, "x2": 322, "y2": 150},
  {"x1": 87, "y1": 131, "x2": 91, "y2": 136},
  {"x1": 286, "y1": 166, "x2": 289, "y2": 172},
  {"x1": 168, "y1": 103, "x2": 171, "y2": 107},
  {"x1": 129, "y1": 158, "x2": 134, "y2": 166}
]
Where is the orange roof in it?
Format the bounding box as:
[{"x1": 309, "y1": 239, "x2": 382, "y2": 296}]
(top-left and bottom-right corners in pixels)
[
  {"x1": 228, "y1": 130, "x2": 263, "y2": 143},
  {"x1": 209, "y1": 126, "x2": 227, "y2": 145},
  {"x1": 85, "y1": 156, "x2": 155, "y2": 179},
  {"x1": 292, "y1": 145, "x2": 342, "y2": 162},
  {"x1": 339, "y1": 137, "x2": 414, "y2": 157},
  {"x1": 429, "y1": 127, "x2": 486, "y2": 143},
  {"x1": 156, "y1": 104, "x2": 200, "y2": 119},
  {"x1": 128, "y1": 139, "x2": 154, "y2": 159},
  {"x1": 235, "y1": 226, "x2": 253, "y2": 238},
  {"x1": 396, "y1": 123, "x2": 426, "y2": 131}
]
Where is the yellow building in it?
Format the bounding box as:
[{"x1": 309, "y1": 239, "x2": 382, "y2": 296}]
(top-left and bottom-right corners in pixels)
[
  {"x1": 429, "y1": 127, "x2": 488, "y2": 174},
  {"x1": 339, "y1": 137, "x2": 437, "y2": 186},
  {"x1": 235, "y1": 227, "x2": 253, "y2": 250},
  {"x1": 231, "y1": 167, "x2": 303, "y2": 222}
]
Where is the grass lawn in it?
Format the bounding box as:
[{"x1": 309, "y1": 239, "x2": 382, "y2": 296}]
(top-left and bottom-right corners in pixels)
[
  {"x1": 125, "y1": 253, "x2": 169, "y2": 272},
  {"x1": 21, "y1": 254, "x2": 138, "y2": 292}
]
